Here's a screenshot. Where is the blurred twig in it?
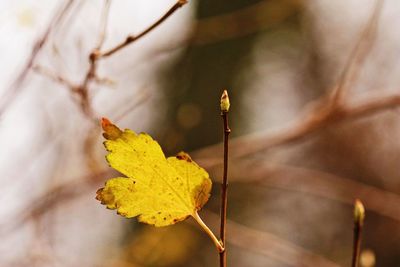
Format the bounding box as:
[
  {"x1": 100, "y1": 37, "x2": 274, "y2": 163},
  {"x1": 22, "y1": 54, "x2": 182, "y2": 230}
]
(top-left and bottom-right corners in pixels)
[
  {"x1": 0, "y1": 0, "x2": 76, "y2": 117},
  {"x1": 193, "y1": 0, "x2": 388, "y2": 167},
  {"x1": 0, "y1": 169, "x2": 110, "y2": 237},
  {"x1": 77, "y1": 0, "x2": 112, "y2": 120},
  {"x1": 33, "y1": 0, "x2": 188, "y2": 122},
  {"x1": 191, "y1": 0, "x2": 301, "y2": 45},
  {"x1": 31, "y1": 0, "x2": 113, "y2": 120},
  {"x1": 5, "y1": 155, "x2": 400, "y2": 240},
  {"x1": 223, "y1": 159, "x2": 400, "y2": 223},
  {"x1": 32, "y1": 65, "x2": 75, "y2": 89},
  {"x1": 204, "y1": 211, "x2": 342, "y2": 267},
  {"x1": 112, "y1": 88, "x2": 151, "y2": 122},
  {"x1": 331, "y1": 0, "x2": 384, "y2": 105}
]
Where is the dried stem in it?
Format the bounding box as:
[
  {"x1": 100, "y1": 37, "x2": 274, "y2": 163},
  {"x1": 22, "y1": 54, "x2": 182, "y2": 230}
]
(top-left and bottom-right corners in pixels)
[
  {"x1": 352, "y1": 199, "x2": 365, "y2": 267},
  {"x1": 192, "y1": 211, "x2": 224, "y2": 253},
  {"x1": 99, "y1": 0, "x2": 188, "y2": 58},
  {"x1": 219, "y1": 90, "x2": 231, "y2": 267}
]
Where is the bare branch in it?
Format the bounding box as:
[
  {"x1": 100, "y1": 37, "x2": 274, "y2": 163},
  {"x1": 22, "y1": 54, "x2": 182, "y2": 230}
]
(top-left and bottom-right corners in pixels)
[
  {"x1": 32, "y1": 65, "x2": 76, "y2": 89},
  {"x1": 99, "y1": 0, "x2": 188, "y2": 58},
  {"x1": 96, "y1": 0, "x2": 112, "y2": 50},
  {"x1": 73, "y1": 0, "x2": 113, "y2": 120}
]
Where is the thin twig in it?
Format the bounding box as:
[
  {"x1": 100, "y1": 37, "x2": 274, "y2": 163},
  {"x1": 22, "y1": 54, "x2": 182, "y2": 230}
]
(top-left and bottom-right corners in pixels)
[
  {"x1": 98, "y1": 0, "x2": 188, "y2": 58},
  {"x1": 96, "y1": 0, "x2": 112, "y2": 49},
  {"x1": 331, "y1": 0, "x2": 384, "y2": 105},
  {"x1": 31, "y1": 0, "x2": 113, "y2": 121},
  {"x1": 113, "y1": 89, "x2": 151, "y2": 122},
  {"x1": 76, "y1": 0, "x2": 113, "y2": 119},
  {"x1": 219, "y1": 90, "x2": 231, "y2": 267},
  {"x1": 352, "y1": 200, "x2": 365, "y2": 267},
  {"x1": 32, "y1": 65, "x2": 76, "y2": 89}
]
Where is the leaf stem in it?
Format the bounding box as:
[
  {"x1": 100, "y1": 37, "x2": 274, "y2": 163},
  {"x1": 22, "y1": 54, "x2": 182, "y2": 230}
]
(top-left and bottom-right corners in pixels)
[
  {"x1": 219, "y1": 90, "x2": 231, "y2": 267},
  {"x1": 192, "y1": 211, "x2": 224, "y2": 253}
]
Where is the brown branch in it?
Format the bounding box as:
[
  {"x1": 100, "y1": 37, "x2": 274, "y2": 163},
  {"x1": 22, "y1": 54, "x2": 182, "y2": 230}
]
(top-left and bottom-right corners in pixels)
[
  {"x1": 0, "y1": 0, "x2": 76, "y2": 117},
  {"x1": 32, "y1": 64, "x2": 95, "y2": 112},
  {"x1": 219, "y1": 90, "x2": 231, "y2": 267},
  {"x1": 98, "y1": 0, "x2": 188, "y2": 58}
]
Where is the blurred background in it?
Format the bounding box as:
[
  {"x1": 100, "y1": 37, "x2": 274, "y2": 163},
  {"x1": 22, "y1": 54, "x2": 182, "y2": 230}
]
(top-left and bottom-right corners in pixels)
[{"x1": 0, "y1": 0, "x2": 399, "y2": 266}]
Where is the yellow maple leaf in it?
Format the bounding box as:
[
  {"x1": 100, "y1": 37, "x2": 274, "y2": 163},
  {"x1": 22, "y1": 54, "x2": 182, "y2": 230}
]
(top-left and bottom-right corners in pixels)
[{"x1": 96, "y1": 118, "x2": 212, "y2": 227}]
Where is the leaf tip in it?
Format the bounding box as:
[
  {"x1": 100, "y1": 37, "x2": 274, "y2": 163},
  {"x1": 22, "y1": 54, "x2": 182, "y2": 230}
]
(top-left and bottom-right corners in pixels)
[
  {"x1": 101, "y1": 117, "x2": 122, "y2": 140},
  {"x1": 95, "y1": 187, "x2": 104, "y2": 202},
  {"x1": 101, "y1": 117, "x2": 111, "y2": 129},
  {"x1": 176, "y1": 151, "x2": 192, "y2": 162}
]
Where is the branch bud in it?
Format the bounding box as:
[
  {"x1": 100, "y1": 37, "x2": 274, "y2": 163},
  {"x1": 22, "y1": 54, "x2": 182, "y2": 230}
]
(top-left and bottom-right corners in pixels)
[
  {"x1": 354, "y1": 199, "x2": 365, "y2": 225},
  {"x1": 178, "y1": 0, "x2": 188, "y2": 6},
  {"x1": 220, "y1": 90, "x2": 230, "y2": 113}
]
